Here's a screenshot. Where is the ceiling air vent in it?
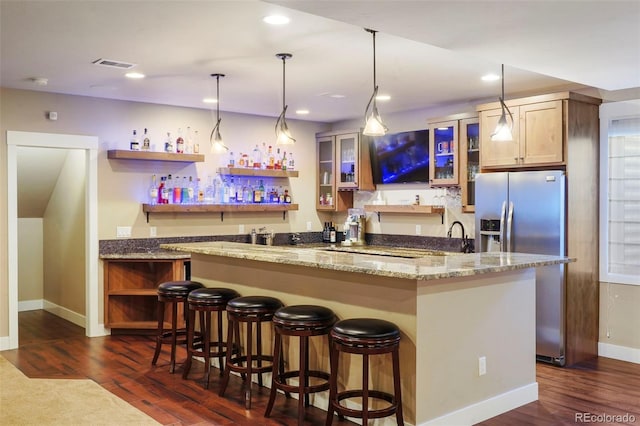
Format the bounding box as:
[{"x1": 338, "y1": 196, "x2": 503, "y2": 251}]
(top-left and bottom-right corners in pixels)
[{"x1": 92, "y1": 58, "x2": 136, "y2": 69}]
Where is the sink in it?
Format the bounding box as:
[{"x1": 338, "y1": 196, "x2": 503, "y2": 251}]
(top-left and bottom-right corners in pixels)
[{"x1": 318, "y1": 246, "x2": 454, "y2": 259}]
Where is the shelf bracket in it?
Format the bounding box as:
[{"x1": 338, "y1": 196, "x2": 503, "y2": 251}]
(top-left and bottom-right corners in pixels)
[
  {"x1": 440, "y1": 212, "x2": 444, "y2": 224},
  {"x1": 375, "y1": 211, "x2": 381, "y2": 221},
  {"x1": 220, "y1": 212, "x2": 224, "y2": 222},
  {"x1": 282, "y1": 211, "x2": 287, "y2": 220},
  {"x1": 146, "y1": 212, "x2": 150, "y2": 223}
]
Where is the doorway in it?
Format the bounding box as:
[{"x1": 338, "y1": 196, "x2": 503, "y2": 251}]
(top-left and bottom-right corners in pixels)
[{"x1": 6, "y1": 131, "x2": 104, "y2": 350}]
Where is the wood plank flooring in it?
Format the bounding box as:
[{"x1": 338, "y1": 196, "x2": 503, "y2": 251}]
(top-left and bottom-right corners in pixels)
[{"x1": 3, "y1": 310, "x2": 640, "y2": 425}]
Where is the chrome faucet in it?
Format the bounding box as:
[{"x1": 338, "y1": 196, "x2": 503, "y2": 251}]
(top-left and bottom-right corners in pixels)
[{"x1": 448, "y1": 221, "x2": 473, "y2": 253}]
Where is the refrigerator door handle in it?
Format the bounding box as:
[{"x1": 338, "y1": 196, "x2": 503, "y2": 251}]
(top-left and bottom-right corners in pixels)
[
  {"x1": 499, "y1": 201, "x2": 507, "y2": 251},
  {"x1": 506, "y1": 201, "x2": 514, "y2": 252}
]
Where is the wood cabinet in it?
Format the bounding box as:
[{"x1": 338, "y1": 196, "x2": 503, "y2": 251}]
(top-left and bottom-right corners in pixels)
[
  {"x1": 428, "y1": 119, "x2": 459, "y2": 186},
  {"x1": 478, "y1": 96, "x2": 565, "y2": 169},
  {"x1": 459, "y1": 117, "x2": 480, "y2": 213},
  {"x1": 316, "y1": 130, "x2": 374, "y2": 211},
  {"x1": 104, "y1": 257, "x2": 189, "y2": 333}
]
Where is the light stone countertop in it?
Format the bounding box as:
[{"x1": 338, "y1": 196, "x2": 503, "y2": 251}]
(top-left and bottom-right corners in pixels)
[
  {"x1": 160, "y1": 241, "x2": 573, "y2": 281},
  {"x1": 100, "y1": 250, "x2": 190, "y2": 260}
]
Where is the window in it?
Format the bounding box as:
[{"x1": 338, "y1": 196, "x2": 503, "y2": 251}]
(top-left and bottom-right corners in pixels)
[{"x1": 600, "y1": 101, "x2": 640, "y2": 285}]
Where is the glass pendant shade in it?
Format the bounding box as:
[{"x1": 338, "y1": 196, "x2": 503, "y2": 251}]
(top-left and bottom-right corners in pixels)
[
  {"x1": 209, "y1": 73, "x2": 229, "y2": 152},
  {"x1": 363, "y1": 29, "x2": 387, "y2": 137},
  {"x1": 490, "y1": 64, "x2": 514, "y2": 142},
  {"x1": 275, "y1": 53, "x2": 295, "y2": 145}
]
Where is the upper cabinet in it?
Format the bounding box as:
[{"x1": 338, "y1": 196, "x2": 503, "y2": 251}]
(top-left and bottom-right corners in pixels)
[
  {"x1": 316, "y1": 130, "x2": 374, "y2": 211},
  {"x1": 459, "y1": 117, "x2": 480, "y2": 213},
  {"x1": 477, "y1": 92, "x2": 599, "y2": 170},
  {"x1": 428, "y1": 119, "x2": 459, "y2": 186}
]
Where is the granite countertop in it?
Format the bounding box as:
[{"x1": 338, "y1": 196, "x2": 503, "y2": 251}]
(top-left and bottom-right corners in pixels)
[
  {"x1": 100, "y1": 250, "x2": 191, "y2": 260},
  {"x1": 160, "y1": 241, "x2": 573, "y2": 280}
]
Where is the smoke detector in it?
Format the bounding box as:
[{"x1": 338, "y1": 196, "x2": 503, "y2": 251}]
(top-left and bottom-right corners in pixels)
[{"x1": 92, "y1": 58, "x2": 136, "y2": 69}]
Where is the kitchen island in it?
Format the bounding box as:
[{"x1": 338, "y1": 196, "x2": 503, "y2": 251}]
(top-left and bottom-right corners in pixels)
[{"x1": 162, "y1": 241, "x2": 572, "y2": 425}]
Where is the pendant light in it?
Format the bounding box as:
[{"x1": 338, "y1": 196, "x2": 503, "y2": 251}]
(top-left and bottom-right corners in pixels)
[
  {"x1": 363, "y1": 28, "x2": 387, "y2": 136},
  {"x1": 275, "y1": 53, "x2": 295, "y2": 145},
  {"x1": 490, "y1": 64, "x2": 514, "y2": 142},
  {"x1": 209, "y1": 73, "x2": 228, "y2": 152}
]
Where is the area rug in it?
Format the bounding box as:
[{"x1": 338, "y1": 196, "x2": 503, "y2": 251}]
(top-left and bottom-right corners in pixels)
[{"x1": 0, "y1": 355, "x2": 160, "y2": 425}]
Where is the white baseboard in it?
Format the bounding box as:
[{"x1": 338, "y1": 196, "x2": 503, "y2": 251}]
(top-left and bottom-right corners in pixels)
[
  {"x1": 0, "y1": 335, "x2": 11, "y2": 351},
  {"x1": 599, "y1": 342, "x2": 640, "y2": 364},
  {"x1": 18, "y1": 299, "x2": 44, "y2": 312},
  {"x1": 43, "y1": 300, "x2": 85, "y2": 329},
  {"x1": 418, "y1": 382, "x2": 538, "y2": 426}
]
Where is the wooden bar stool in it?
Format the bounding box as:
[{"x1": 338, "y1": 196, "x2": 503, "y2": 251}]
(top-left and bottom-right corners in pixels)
[
  {"x1": 151, "y1": 280, "x2": 204, "y2": 373},
  {"x1": 264, "y1": 305, "x2": 336, "y2": 425},
  {"x1": 219, "y1": 295, "x2": 283, "y2": 409},
  {"x1": 182, "y1": 287, "x2": 240, "y2": 388},
  {"x1": 326, "y1": 318, "x2": 404, "y2": 426}
]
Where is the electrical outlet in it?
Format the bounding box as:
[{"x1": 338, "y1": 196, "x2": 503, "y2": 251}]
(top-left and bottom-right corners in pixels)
[
  {"x1": 415, "y1": 225, "x2": 422, "y2": 235},
  {"x1": 150, "y1": 226, "x2": 157, "y2": 237},
  {"x1": 306, "y1": 221, "x2": 312, "y2": 231},
  {"x1": 239, "y1": 224, "x2": 245, "y2": 234},
  {"x1": 478, "y1": 356, "x2": 487, "y2": 376},
  {"x1": 116, "y1": 226, "x2": 131, "y2": 238}
]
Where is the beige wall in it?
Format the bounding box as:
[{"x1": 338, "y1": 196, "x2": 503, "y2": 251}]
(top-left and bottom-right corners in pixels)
[
  {"x1": 599, "y1": 282, "x2": 640, "y2": 349},
  {"x1": 17, "y1": 218, "x2": 44, "y2": 303},
  {"x1": 43, "y1": 149, "x2": 86, "y2": 314}
]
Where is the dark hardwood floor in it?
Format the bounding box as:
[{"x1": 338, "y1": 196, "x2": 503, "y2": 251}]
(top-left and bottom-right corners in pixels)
[{"x1": 3, "y1": 310, "x2": 640, "y2": 425}]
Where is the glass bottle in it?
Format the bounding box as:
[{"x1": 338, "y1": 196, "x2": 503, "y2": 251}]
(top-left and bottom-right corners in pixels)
[
  {"x1": 157, "y1": 176, "x2": 165, "y2": 204},
  {"x1": 130, "y1": 130, "x2": 140, "y2": 151},
  {"x1": 287, "y1": 152, "x2": 295, "y2": 170},
  {"x1": 148, "y1": 174, "x2": 158, "y2": 205},
  {"x1": 252, "y1": 144, "x2": 262, "y2": 169},
  {"x1": 267, "y1": 145, "x2": 275, "y2": 169},
  {"x1": 173, "y1": 175, "x2": 182, "y2": 204},
  {"x1": 259, "y1": 179, "x2": 265, "y2": 203},
  {"x1": 187, "y1": 176, "x2": 195, "y2": 203},
  {"x1": 185, "y1": 127, "x2": 193, "y2": 154},
  {"x1": 228, "y1": 151, "x2": 235, "y2": 168},
  {"x1": 229, "y1": 178, "x2": 236, "y2": 203},
  {"x1": 196, "y1": 178, "x2": 204, "y2": 203},
  {"x1": 243, "y1": 180, "x2": 252, "y2": 204},
  {"x1": 142, "y1": 128, "x2": 150, "y2": 151},
  {"x1": 165, "y1": 174, "x2": 174, "y2": 204},
  {"x1": 164, "y1": 132, "x2": 173, "y2": 153},
  {"x1": 193, "y1": 129, "x2": 200, "y2": 154},
  {"x1": 176, "y1": 128, "x2": 184, "y2": 153},
  {"x1": 281, "y1": 151, "x2": 287, "y2": 171}
]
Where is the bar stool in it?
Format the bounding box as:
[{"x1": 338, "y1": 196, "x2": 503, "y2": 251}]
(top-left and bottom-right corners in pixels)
[
  {"x1": 219, "y1": 295, "x2": 283, "y2": 409},
  {"x1": 326, "y1": 318, "x2": 404, "y2": 426},
  {"x1": 151, "y1": 280, "x2": 204, "y2": 373},
  {"x1": 264, "y1": 305, "x2": 336, "y2": 425},
  {"x1": 182, "y1": 287, "x2": 240, "y2": 388}
]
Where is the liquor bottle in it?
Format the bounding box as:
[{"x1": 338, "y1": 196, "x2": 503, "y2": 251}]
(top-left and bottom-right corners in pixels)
[
  {"x1": 252, "y1": 144, "x2": 262, "y2": 169},
  {"x1": 164, "y1": 132, "x2": 173, "y2": 153},
  {"x1": 173, "y1": 175, "x2": 182, "y2": 204},
  {"x1": 222, "y1": 178, "x2": 230, "y2": 204},
  {"x1": 238, "y1": 152, "x2": 245, "y2": 168},
  {"x1": 236, "y1": 179, "x2": 244, "y2": 203},
  {"x1": 187, "y1": 176, "x2": 195, "y2": 203},
  {"x1": 148, "y1": 174, "x2": 158, "y2": 205},
  {"x1": 157, "y1": 176, "x2": 165, "y2": 204},
  {"x1": 165, "y1": 174, "x2": 174, "y2": 204},
  {"x1": 278, "y1": 185, "x2": 284, "y2": 203},
  {"x1": 261, "y1": 142, "x2": 268, "y2": 169},
  {"x1": 185, "y1": 127, "x2": 193, "y2": 154},
  {"x1": 176, "y1": 128, "x2": 184, "y2": 153},
  {"x1": 281, "y1": 151, "x2": 287, "y2": 171},
  {"x1": 196, "y1": 178, "x2": 204, "y2": 203},
  {"x1": 322, "y1": 222, "x2": 329, "y2": 243},
  {"x1": 228, "y1": 151, "x2": 235, "y2": 168},
  {"x1": 130, "y1": 130, "x2": 140, "y2": 151},
  {"x1": 287, "y1": 152, "x2": 295, "y2": 170},
  {"x1": 284, "y1": 188, "x2": 291, "y2": 204},
  {"x1": 242, "y1": 153, "x2": 250, "y2": 168},
  {"x1": 243, "y1": 180, "x2": 252, "y2": 204},
  {"x1": 229, "y1": 178, "x2": 236, "y2": 203},
  {"x1": 142, "y1": 128, "x2": 150, "y2": 151},
  {"x1": 330, "y1": 222, "x2": 337, "y2": 243},
  {"x1": 193, "y1": 130, "x2": 200, "y2": 154},
  {"x1": 253, "y1": 180, "x2": 261, "y2": 203},
  {"x1": 267, "y1": 145, "x2": 275, "y2": 169},
  {"x1": 204, "y1": 175, "x2": 214, "y2": 204},
  {"x1": 259, "y1": 179, "x2": 265, "y2": 203}
]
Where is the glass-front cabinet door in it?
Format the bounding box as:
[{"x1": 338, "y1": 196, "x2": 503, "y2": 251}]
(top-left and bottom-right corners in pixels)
[
  {"x1": 429, "y1": 120, "x2": 458, "y2": 186},
  {"x1": 459, "y1": 117, "x2": 480, "y2": 212},
  {"x1": 336, "y1": 133, "x2": 359, "y2": 190},
  {"x1": 316, "y1": 136, "x2": 336, "y2": 210}
]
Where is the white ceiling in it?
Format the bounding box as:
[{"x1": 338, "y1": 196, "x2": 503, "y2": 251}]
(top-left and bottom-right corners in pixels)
[{"x1": 2, "y1": 0, "x2": 639, "y2": 125}]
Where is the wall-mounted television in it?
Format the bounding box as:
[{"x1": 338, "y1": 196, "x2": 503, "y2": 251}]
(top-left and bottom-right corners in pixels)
[{"x1": 370, "y1": 129, "x2": 430, "y2": 184}]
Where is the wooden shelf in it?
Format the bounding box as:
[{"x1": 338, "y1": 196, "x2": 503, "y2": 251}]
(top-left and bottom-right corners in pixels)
[
  {"x1": 142, "y1": 203, "x2": 299, "y2": 222},
  {"x1": 107, "y1": 150, "x2": 204, "y2": 162},
  {"x1": 364, "y1": 204, "x2": 445, "y2": 223},
  {"x1": 217, "y1": 167, "x2": 299, "y2": 178}
]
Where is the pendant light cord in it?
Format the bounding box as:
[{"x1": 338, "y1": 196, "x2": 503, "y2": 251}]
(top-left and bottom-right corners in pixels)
[
  {"x1": 282, "y1": 55, "x2": 286, "y2": 109},
  {"x1": 366, "y1": 28, "x2": 378, "y2": 90},
  {"x1": 501, "y1": 63, "x2": 504, "y2": 102},
  {"x1": 216, "y1": 75, "x2": 221, "y2": 121}
]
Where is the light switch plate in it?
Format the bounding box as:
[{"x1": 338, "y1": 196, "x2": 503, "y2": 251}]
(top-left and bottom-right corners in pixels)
[
  {"x1": 149, "y1": 226, "x2": 157, "y2": 237},
  {"x1": 415, "y1": 225, "x2": 422, "y2": 235},
  {"x1": 239, "y1": 224, "x2": 245, "y2": 234},
  {"x1": 116, "y1": 226, "x2": 131, "y2": 238}
]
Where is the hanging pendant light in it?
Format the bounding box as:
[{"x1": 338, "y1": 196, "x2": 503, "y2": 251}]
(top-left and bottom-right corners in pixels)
[
  {"x1": 275, "y1": 53, "x2": 295, "y2": 145},
  {"x1": 209, "y1": 73, "x2": 228, "y2": 152},
  {"x1": 491, "y1": 64, "x2": 514, "y2": 142},
  {"x1": 363, "y1": 28, "x2": 387, "y2": 136}
]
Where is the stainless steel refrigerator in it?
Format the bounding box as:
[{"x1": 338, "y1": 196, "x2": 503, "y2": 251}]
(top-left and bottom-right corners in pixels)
[{"x1": 475, "y1": 170, "x2": 566, "y2": 366}]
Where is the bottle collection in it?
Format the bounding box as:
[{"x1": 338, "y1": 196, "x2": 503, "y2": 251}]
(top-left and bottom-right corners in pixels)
[
  {"x1": 129, "y1": 127, "x2": 201, "y2": 154},
  {"x1": 322, "y1": 221, "x2": 338, "y2": 243},
  {"x1": 227, "y1": 143, "x2": 295, "y2": 171},
  {"x1": 147, "y1": 173, "x2": 292, "y2": 206}
]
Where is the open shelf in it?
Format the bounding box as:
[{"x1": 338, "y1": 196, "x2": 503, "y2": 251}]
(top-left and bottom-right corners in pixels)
[
  {"x1": 107, "y1": 150, "x2": 204, "y2": 162},
  {"x1": 364, "y1": 204, "x2": 445, "y2": 223},
  {"x1": 142, "y1": 203, "x2": 299, "y2": 222},
  {"x1": 217, "y1": 167, "x2": 299, "y2": 178}
]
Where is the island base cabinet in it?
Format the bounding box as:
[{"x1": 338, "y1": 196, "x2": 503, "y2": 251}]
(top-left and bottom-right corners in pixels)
[{"x1": 104, "y1": 259, "x2": 189, "y2": 334}]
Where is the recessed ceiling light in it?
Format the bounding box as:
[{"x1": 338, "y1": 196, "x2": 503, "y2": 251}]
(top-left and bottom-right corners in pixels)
[
  {"x1": 263, "y1": 15, "x2": 290, "y2": 25},
  {"x1": 330, "y1": 94, "x2": 346, "y2": 98},
  {"x1": 203, "y1": 98, "x2": 218, "y2": 104},
  {"x1": 125, "y1": 72, "x2": 145, "y2": 79},
  {"x1": 376, "y1": 94, "x2": 391, "y2": 101},
  {"x1": 481, "y1": 73, "x2": 500, "y2": 82},
  {"x1": 29, "y1": 77, "x2": 48, "y2": 86},
  {"x1": 295, "y1": 109, "x2": 310, "y2": 115}
]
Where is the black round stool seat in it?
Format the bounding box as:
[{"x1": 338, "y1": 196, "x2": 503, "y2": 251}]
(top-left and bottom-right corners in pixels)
[
  {"x1": 219, "y1": 295, "x2": 284, "y2": 410},
  {"x1": 152, "y1": 280, "x2": 204, "y2": 374},
  {"x1": 332, "y1": 318, "x2": 400, "y2": 344},
  {"x1": 326, "y1": 318, "x2": 404, "y2": 426},
  {"x1": 265, "y1": 305, "x2": 336, "y2": 424},
  {"x1": 182, "y1": 287, "x2": 240, "y2": 389},
  {"x1": 188, "y1": 287, "x2": 240, "y2": 306},
  {"x1": 158, "y1": 280, "x2": 204, "y2": 298},
  {"x1": 226, "y1": 295, "x2": 284, "y2": 313}
]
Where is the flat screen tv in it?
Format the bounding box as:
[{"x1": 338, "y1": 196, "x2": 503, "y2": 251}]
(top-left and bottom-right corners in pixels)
[{"x1": 370, "y1": 129, "x2": 430, "y2": 184}]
